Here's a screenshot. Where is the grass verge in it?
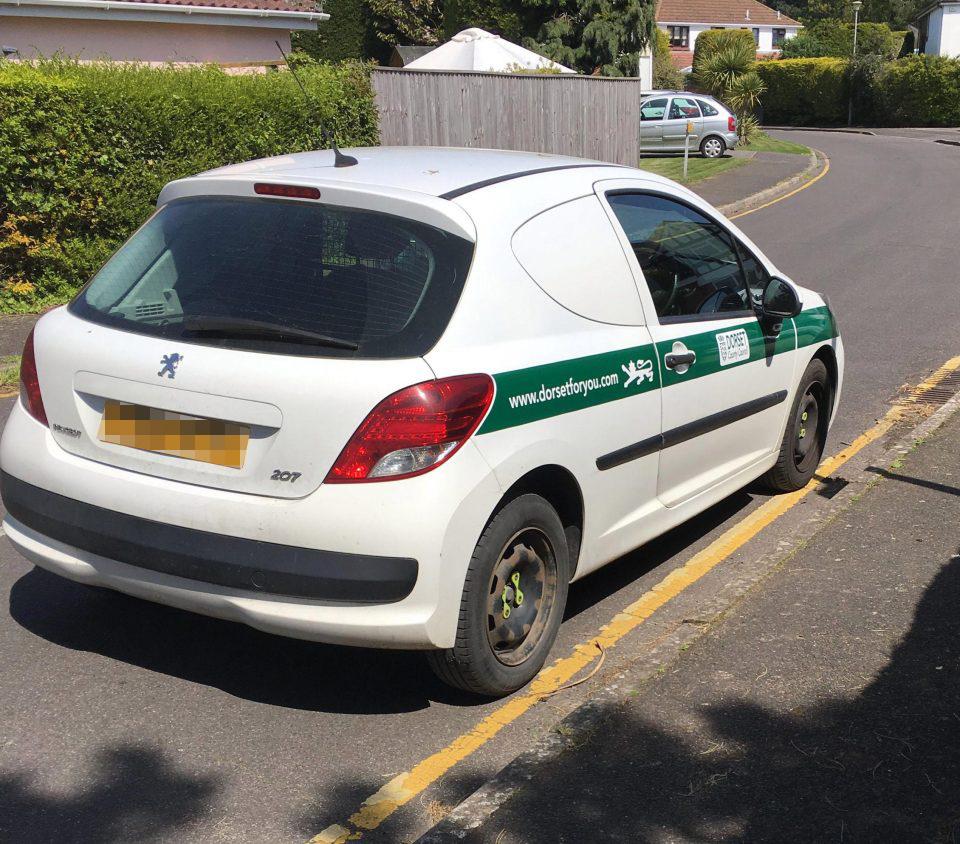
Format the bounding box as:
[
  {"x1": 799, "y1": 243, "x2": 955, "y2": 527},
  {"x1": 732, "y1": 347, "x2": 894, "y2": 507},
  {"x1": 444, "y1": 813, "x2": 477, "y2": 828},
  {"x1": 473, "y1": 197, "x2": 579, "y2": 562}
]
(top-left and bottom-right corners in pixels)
[
  {"x1": 741, "y1": 132, "x2": 810, "y2": 154},
  {"x1": 0, "y1": 355, "x2": 20, "y2": 393},
  {"x1": 638, "y1": 155, "x2": 746, "y2": 184}
]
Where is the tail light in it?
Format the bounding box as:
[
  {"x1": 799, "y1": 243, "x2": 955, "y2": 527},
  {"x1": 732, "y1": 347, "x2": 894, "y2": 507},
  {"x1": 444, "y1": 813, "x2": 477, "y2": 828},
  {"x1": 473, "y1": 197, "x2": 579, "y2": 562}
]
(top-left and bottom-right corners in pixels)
[
  {"x1": 728, "y1": 115, "x2": 737, "y2": 133},
  {"x1": 326, "y1": 374, "x2": 494, "y2": 483},
  {"x1": 20, "y1": 327, "x2": 48, "y2": 427}
]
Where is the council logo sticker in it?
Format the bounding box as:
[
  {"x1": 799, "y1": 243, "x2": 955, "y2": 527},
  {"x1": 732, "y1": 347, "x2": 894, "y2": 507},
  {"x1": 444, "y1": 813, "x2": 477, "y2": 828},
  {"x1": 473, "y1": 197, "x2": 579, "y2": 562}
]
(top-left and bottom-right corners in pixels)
[{"x1": 716, "y1": 329, "x2": 750, "y2": 367}]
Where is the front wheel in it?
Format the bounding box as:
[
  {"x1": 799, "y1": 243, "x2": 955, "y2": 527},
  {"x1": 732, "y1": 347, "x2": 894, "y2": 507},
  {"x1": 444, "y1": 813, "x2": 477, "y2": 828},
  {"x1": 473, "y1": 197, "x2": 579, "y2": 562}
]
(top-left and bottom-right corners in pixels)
[
  {"x1": 427, "y1": 494, "x2": 570, "y2": 697},
  {"x1": 763, "y1": 358, "x2": 831, "y2": 492},
  {"x1": 700, "y1": 136, "x2": 725, "y2": 159}
]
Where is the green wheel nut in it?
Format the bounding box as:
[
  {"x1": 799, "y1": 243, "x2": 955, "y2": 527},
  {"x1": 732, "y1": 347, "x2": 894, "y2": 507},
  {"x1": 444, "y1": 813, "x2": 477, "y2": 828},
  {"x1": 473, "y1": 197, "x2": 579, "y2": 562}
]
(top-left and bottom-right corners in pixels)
[{"x1": 512, "y1": 571, "x2": 524, "y2": 606}]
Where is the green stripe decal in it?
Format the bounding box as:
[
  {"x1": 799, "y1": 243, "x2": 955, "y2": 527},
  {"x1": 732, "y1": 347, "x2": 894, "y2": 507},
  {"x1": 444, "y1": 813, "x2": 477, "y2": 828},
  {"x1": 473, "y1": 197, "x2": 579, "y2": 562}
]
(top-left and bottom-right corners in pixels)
[
  {"x1": 477, "y1": 305, "x2": 837, "y2": 436},
  {"x1": 478, "y1": 343, "x2": 659, "y2": 434}
]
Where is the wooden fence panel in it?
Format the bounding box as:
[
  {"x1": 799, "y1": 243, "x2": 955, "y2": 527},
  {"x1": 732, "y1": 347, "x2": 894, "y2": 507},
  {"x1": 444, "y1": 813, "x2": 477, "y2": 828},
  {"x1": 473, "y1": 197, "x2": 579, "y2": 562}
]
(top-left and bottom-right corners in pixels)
[{"x1": 371, "y1": 69, "x2": 643, "y2": 166}]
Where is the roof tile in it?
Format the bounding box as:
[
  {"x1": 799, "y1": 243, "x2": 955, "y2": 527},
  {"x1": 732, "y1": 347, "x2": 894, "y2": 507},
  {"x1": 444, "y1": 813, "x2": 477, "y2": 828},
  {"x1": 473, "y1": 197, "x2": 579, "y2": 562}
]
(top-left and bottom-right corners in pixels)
[
  {"x1": 657, "y1": 0, "x2": 801, "y2": 27},
  {"x1": 109, "y1": 0, "x2": 319, "y2": 13}
]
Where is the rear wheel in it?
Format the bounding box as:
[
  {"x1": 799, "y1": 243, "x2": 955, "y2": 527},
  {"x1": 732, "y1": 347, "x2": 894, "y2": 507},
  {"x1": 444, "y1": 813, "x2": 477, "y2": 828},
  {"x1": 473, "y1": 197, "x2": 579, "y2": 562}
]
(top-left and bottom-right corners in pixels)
[
  {"x1": 427, "y1": 494, "x2": 569, "y2": 697},
  {"x1": 763, "y1": 358, "x2": 831, "y2": 492},
  {"x1": 700, "y1": 136, "x2": 725, "y2": 158}
]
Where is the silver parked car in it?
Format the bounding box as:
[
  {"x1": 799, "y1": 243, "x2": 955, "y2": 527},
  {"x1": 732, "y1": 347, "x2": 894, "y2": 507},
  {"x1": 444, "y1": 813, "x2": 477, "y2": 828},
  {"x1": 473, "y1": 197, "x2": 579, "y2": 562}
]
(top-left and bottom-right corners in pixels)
[{"x1": 640, "y1": 93, "x2": 739, "y2": 158}]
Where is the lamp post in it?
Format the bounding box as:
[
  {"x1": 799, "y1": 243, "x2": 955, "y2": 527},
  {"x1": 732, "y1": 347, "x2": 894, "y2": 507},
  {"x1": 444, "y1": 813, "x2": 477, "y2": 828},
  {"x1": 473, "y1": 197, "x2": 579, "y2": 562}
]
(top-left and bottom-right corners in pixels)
[{"x1": 847, "y1": 0, "x2": 863, "y2": 126}]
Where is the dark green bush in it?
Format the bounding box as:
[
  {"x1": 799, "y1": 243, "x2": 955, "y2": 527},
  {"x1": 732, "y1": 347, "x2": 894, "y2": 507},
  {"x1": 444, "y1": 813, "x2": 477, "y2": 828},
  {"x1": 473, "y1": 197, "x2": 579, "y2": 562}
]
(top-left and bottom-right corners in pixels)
[
  {"x1": 883, "y1": 55, "x2": 960, "y2": 126},
  {"x1": 691, "y1": 29, "x2": 755, "y2": 77},
  {"x1": 780, "y1": 20, "x2": 903, "y2": 60},
  {"x1": 756, "y1": 57, "x2": 848, "y2": 124},
  {"x1": 0, "y1": 60, "x2": 378, "y2": 312},
  {"x1": 653, "y1": 28, "x2": 684, "y2": 89}
]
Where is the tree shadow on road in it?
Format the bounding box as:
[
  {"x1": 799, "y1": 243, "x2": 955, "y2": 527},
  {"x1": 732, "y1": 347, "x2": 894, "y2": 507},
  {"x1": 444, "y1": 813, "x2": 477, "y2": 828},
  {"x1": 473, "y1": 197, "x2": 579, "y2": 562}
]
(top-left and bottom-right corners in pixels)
[
  {"x1": 0, "y1": 743, "x2": 221, "y2": 844},
  {"x1": 468, "y1": 547, "x2": 960, "y2": 843}
]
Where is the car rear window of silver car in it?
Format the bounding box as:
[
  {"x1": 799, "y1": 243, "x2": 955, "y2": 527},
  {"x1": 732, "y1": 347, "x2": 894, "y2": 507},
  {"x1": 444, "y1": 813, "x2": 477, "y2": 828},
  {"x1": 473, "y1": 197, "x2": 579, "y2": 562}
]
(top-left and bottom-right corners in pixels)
[{"x1": 69, "y1": 196, "x2": 475, "y2": 358}]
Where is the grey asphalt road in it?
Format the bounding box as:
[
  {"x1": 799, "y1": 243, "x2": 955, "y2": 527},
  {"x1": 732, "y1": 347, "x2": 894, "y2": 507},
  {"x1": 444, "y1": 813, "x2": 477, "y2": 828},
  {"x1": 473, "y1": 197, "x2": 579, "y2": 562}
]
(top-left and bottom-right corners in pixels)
[{"x1": 1, "y1": 130, "x2": 958, "y2": 844}]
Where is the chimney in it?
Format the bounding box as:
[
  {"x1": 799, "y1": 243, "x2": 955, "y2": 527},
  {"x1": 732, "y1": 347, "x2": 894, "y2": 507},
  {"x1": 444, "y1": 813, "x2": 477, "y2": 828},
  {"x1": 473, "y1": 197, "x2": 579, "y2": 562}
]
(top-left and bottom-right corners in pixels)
[
  {"x1": 746, "y1": 9, "x2": 750, "y2": 19},
  {"x1": 777, "y1": 9, "x2": 781, "y2": 18}
]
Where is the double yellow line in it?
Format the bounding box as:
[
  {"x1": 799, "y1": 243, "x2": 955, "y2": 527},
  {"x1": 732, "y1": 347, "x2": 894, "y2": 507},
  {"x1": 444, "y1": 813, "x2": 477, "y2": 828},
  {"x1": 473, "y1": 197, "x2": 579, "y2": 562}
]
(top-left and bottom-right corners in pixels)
[{"x1": 314, "y1": 353, "x2": 960, "y2": 844}]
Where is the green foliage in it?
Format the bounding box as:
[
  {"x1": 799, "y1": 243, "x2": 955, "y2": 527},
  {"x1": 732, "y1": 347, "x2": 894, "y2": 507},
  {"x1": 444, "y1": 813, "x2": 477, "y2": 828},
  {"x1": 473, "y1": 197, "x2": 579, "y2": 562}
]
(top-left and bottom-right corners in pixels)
[
  {"x1": 366, "y1": 0, "x2": 443, "y2": 50},
  {"x1": 522, "y1": 0, "x2": 657, "y2": 76},
  {"x1": 691, "y1": 29, "x2": 755, "y2": 78},
  {"x1": 291, "y1": 0, "x2": 370, "y2": 61},
  {"x1": 780, "y1": 20, "x2": 903, "y2": 59},
  {"x1": 696, "y1": 39, "x2": 757, "y2": 96},
  {"x1": 883, "y1": 55, "x2": 960, "y2": 126},
  {"x1": 755, "y1": 57, "x2": 849, "y2": 124},
  {"x1": 652, "y1": 28, "x2": 683, "y2": 89},
  {"x1": 757, "y1": 53, "x2": 960, "y2": 126},
  {"x1": 0, "y1": 60, "x2": 378, "y2": 313},
  {"x1": 443, "y1": 0, "x2": 526, "y2": 41}
]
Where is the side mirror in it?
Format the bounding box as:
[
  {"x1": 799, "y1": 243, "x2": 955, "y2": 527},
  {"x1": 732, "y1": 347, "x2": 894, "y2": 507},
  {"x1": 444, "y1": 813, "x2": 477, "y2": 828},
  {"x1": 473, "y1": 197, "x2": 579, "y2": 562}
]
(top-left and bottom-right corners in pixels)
[{"x1": 757, "y1": 276, "x2": 802, "y2": 336}]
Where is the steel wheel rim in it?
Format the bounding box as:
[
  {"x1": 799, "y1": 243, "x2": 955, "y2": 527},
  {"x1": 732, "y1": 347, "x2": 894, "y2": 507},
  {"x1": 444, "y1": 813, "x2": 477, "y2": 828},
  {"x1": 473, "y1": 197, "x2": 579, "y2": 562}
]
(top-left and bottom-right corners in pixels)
[
  {"x1": 704, "y1": 138, "x2": 722, "y2": 157},
  {"x1": 793, "y1": 387, "x2": 822, "y2": 472},
  {"x1": 485, "y1": 528, "x2": 559, "y2": 667}
]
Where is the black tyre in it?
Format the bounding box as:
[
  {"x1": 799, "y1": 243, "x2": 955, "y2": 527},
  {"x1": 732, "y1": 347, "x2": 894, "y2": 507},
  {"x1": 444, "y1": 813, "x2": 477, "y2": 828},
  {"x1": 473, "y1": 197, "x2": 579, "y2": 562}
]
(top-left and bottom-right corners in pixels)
[
  {"x1": 427, "y1": 494, "x2": 570, "y2": 697},
  {"x1": 700, "y1": 136, "x2": 725, "y2": 159},
  {"x1": 763, "y1": 358, "x2": 831, "y2": 492}
]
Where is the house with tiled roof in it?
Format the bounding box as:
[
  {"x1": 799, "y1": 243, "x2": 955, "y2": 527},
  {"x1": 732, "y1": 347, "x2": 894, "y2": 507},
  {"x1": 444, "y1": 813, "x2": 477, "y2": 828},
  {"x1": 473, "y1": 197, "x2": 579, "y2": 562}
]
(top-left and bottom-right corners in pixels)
[
  {"x1": 0, "y1": 0, "x2": 329, "y2": 66},
  {"x1": 656, "y1": 0, "x2": 801, "y2": 71}
]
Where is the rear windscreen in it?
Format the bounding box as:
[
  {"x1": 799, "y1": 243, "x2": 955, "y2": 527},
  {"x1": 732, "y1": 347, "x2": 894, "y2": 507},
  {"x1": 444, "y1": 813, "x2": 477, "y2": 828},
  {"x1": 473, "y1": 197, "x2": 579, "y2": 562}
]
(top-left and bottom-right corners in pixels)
[{"x1": 69, "y1": 196, "x2": 475, "y2": 358}]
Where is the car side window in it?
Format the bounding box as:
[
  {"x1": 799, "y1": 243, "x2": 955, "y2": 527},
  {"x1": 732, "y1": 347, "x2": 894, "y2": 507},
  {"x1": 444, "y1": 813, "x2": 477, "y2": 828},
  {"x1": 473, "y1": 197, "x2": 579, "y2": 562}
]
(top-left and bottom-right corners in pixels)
[
  {"x1": 606, "y1": 193, "x2": 752, "y2": 322},
  {"x1": 669, "y1": 97, "x2": 701, "y2": 120},
  {"x1": 697, "y1": 100, "x2": 719, "y2": 117},
  {"x1": 641, "y1": 98, "x2": 668, "y2": 121}
]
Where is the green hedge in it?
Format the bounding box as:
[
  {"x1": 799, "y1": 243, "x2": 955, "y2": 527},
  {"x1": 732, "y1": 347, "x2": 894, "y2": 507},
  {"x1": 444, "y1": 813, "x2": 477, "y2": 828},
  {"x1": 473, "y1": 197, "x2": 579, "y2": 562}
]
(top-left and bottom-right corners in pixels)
[
  {"x1": 757, "y1": 54, "x2": 960, "y2": 126},
  {"x1": 884, "y1": 55, "x2": 960, "y2": 126},
  {"x1": 0, "y1": 60, "x2": 378, "y2": 312},
  {"x1": 756, "y1": 57, "x2": 848, "y2": 125}
]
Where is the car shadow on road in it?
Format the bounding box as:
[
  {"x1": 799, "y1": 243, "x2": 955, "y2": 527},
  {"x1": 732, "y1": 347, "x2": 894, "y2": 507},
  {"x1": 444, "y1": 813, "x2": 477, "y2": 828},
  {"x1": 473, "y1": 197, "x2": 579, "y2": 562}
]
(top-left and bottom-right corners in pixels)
[
  {"x1": 0, "y1": 742, "x2": 221, "y2": 843},
  {"x1": 458, "y1": 548, "x2": 960, "y2": 843},
  {"x1": 8, "y1": 487, "x2": 763, "y2": 717}
]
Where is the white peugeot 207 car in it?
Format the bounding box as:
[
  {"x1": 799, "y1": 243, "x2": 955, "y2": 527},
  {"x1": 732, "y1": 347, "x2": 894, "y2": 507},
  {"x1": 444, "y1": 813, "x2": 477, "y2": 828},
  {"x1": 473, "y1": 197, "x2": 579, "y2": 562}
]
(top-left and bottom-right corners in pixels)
[{"x1": 1, "y1": 147, "x2": 842, "y2": 696}]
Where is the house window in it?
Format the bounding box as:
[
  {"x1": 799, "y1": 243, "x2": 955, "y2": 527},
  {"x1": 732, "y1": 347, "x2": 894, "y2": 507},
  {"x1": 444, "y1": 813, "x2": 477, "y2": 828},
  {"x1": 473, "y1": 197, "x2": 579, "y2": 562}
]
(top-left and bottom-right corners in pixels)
[
  {"x1": 668, "y1": 26, "x2": 689, "y2": 48},
  {"x1": 773, "y1": 28, "x2": 787, "y2": 47},
  {"x1": 752, "y1": 27, "x2": 760, "y2": 44}
]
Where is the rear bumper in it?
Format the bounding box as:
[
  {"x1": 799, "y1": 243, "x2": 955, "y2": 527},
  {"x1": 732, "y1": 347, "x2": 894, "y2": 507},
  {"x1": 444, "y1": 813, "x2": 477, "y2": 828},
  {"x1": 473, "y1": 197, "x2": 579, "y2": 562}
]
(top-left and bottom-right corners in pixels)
[
  {"x1": 0, "y1": 401, "x2": 504, "y2": 649},
  {"x1": 1, "y1": 472, "x2": 417, "y2": 603}
]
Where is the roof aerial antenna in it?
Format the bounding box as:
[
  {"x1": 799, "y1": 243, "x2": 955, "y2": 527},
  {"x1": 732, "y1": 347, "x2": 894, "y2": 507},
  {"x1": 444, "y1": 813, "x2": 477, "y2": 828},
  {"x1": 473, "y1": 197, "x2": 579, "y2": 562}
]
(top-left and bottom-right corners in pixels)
[{"x1": 275, "y1": 40, "x2": 358, "y2": 168}]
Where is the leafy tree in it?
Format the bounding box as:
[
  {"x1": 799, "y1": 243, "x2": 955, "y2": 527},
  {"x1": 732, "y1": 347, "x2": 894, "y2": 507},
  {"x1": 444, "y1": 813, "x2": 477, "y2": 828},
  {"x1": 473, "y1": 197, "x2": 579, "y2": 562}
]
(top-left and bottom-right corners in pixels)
[
  {"x1": 780, "y1": 20, "x2": 903, "y2": 59},
  {"x1": 520, "y1": 0, "x2": 658, "y2": 76},
  {"x1": 366, "y1": 0, "x2": 444, "y2": 50},
  {"x1": 653, "y1": 28, "x2": 683, "y2": 89}
]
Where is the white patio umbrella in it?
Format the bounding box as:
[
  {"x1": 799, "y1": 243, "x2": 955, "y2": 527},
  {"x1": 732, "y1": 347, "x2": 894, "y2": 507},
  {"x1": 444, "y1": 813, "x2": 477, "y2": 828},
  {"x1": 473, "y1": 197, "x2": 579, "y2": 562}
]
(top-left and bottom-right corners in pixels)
[{"x1": 404, "y1": 28, "x2": 576, "y2": 74}]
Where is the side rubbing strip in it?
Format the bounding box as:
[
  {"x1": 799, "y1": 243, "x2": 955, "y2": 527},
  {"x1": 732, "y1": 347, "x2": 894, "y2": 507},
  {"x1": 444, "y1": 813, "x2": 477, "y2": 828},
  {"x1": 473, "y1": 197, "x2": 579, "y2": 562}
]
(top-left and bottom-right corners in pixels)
[
  {"x1": 440, "y1": 164, "x2": 624, "y2": 201},
  {"x1": 596, "y1": 434, "x2": 662, "y2": 471},
  {"x1": 596, "y1": 390, "x2": 788, "y2": 471}
]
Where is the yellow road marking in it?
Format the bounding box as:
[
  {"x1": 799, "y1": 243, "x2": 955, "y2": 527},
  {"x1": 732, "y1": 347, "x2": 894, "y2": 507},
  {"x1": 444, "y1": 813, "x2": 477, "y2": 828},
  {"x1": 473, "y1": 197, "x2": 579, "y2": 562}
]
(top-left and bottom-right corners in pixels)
[
  {"x1": 729, "y1": 148, "x2": 830, "y2": 220},
  {"x1": 313, "y1": 354, "x2": 960, "y2": 844}
]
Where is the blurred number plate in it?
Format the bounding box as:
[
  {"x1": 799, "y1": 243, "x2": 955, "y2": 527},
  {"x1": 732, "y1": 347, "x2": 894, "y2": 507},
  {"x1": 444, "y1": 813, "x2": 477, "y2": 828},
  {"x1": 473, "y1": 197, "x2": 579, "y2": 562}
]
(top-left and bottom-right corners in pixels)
[{"x1": 99, "y1": 400, "x2": 249, "y2": 469}]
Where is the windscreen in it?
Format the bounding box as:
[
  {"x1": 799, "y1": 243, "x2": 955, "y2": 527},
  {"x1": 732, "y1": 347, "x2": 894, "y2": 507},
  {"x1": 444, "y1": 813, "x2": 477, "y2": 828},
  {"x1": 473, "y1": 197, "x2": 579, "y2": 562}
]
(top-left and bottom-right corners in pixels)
[{"x1": 70, "y1": 196, "x2": 474, "y2": 358}]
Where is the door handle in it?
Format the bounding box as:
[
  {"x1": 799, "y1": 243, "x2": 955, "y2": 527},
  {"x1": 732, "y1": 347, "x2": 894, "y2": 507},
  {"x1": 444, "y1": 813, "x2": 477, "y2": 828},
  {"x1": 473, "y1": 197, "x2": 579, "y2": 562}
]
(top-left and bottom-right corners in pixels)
[{"x1": 664, "y1": 351, "x2": 696, "y2": 370}]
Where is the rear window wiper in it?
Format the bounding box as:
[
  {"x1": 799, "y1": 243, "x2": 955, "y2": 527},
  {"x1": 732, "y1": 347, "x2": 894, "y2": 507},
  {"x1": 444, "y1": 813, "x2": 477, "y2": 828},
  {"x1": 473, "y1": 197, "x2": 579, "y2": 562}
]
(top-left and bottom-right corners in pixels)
[{"x1": 181, "y1": 316, "x2": 359, "y2": 350}]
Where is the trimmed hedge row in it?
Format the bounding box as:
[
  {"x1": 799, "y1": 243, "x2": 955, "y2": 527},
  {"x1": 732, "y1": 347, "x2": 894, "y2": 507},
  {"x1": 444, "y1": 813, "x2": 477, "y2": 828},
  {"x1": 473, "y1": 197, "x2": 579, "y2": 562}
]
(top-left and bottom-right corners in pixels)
[
  {"x1": 0, "y1": 61, "x2": 378, "y2": 312},
  {"x1": 757, "y1": 54, "x2": 960, "y2": 127},
  {"x1": 756, "y1": 57, "x2": 849, "y2": 125}
]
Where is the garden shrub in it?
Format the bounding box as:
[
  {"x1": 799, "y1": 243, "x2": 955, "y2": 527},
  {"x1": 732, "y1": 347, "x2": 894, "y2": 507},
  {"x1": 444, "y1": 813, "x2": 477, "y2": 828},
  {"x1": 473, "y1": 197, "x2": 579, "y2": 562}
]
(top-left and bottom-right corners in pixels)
[
  {"x1": 0, "y1": 60, "x2": 379, "y2": 312},
  {"x1": 883, "y1": 55, "x2": 960, "y2": 126},
  {"x1": 691, "y1": 29, "x2": 755, "y2": 77},
  {"x1": 756, "y1": 57, "x2": 848, "y2": 124}
]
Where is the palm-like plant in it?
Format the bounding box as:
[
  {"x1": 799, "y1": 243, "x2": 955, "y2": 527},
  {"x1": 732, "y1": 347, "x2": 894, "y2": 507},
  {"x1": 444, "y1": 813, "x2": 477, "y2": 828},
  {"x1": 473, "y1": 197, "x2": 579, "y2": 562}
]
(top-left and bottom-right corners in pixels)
[{"x1": 697, "y1": 44, "x2": 766, "y2": 145}]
